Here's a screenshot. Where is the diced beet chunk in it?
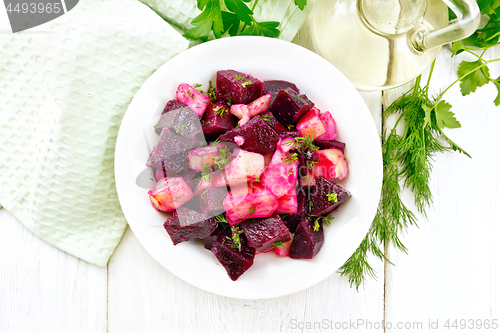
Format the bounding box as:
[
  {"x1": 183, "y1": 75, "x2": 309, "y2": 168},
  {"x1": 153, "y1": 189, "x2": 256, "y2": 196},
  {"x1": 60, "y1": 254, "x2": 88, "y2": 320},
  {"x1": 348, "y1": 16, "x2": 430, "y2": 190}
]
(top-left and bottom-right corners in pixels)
[
  {"x1": 216, "y1": 70, "x2": 263, "y2": 105},
  {"x1": 316, "y1": 108, "x2": 337, "y2": 140},
  {"x1": 283, "y1": 215, "x2": 301, "y2": 233},
  {"x1": 154, "y1": 168, "x2": 166, "y2": 182},
  {"x1": 297, "y1": 150, "x2": 319, "y2": 179},
  {"x1": 161, "y1": 99, "x2": 186, "y2": 115},
  {"x1": 181, "y1": 194, "x2": 202, "y2": 212},
  {"x1": 296, "y1": 107, "x2": 326, "y2": 139},
  {"x1": 311, "y1": 148, "x2": 349, "y2": 180},
  {"x1": 212, "y1": 148, "x2": 265, "y2": 188},
  {"x1": 308, "y1": 176, "x2": 351, "y2": 216},
  {"x1": 163, "y1": 207, "x2": 218, "y2": 245},
  {"x1": 180, "y1": 169, "x2": 198, "y2": 189},
  {"x1": 211, "y1": 233, "x2": 256, "y2": 281},
  {"x1": 289, "y1": 218, "x2": 324, "y2": 259},
  {"x1": 282, "y1": 188, "x2": 307, "y2": 233},
  {"x1": 203, "y1": 225, "x2": 231, "y2": 250},
  {"x1": 202, "y1": 102, "x2": 235, "y2": 141},
  {"x1": 148, "y1": 177, "x2": 194, "y2": 212},
  {"x1": 146, "y1": 129, "x2": 191, "y2": 174},
  {"x1": 273, "y1": 239, "x2": 292, "y2": 256},
  {"x1": 314, "y1": 139, "x2": 346, "y2": 152},
  {"x1": 278, "y1": 131, "x2": 301, "y2": 139},
  {"x1": 199, "y1": 186, "x2": 228, "y2": 216},
  {"x1": 176, "y1": 83, "x2": 211, "y2": 117},
  {"x1": 277, "y1": 191, "x2": 298, "y2": 214},
  {"x1": 269, "y1": 88, "x2": 314, "y2": 127},
  {"x1": 260, "y1": 111, "x2": 288, "y2": 132},
  {"x1": 219, "y1": 115, "x2": 279, "y2": 155},
  {"x1": 297, "y1": 152, "x2": 309, "y2": 179},
  {"x1": 154, "y1": 105, "x2": 204, "y2": 144},
  {"x1": 261, "y1": 147, "x2": 298, "y2": 198},
  {"x1": 263, "y1": 80, "x2": 299, "y2": 105},
  {"x1": 223, "y1": 183, "x2": 279, "y2": 225},
  {"x1": 240, "y1": 213, "x2": 291, "y2": 252}
]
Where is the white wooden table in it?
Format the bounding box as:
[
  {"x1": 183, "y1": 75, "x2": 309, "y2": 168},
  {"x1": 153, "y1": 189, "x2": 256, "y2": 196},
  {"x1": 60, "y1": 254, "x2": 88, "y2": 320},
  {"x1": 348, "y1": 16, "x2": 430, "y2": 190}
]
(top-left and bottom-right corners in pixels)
[{"x1": 1, "y1": 20, "x2": 499, "y2": 333}]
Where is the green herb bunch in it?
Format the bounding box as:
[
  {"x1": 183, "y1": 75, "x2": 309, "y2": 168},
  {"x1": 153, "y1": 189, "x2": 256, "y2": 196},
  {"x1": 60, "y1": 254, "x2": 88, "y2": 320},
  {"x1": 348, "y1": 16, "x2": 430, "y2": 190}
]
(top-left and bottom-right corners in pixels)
[
  {"x1": 184, "y1": 0, "x2": 307, "y2": 41},
  {"x1": 339, "y1": 0, "x2": 500, "y2": 289}
]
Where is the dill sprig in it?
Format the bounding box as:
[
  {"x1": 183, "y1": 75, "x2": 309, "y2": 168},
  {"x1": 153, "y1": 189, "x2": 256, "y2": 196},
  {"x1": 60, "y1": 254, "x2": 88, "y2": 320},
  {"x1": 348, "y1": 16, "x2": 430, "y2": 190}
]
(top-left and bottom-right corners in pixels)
[
  {"x1": 201, "y1": 164, "x2": 212, "y2": 182},
  {"x1": 207, "y1": 81, "x2": 216, "y2": 102},
  {"x1": 283, "y1": 152, "x2": 298, "y2": 164},
  {"x1": 213, "y1": 145, "x2": 232, "y2": 169},
  {"x1": 215, "y1": 214, "x2": 228, "y2": 225},
  {"x1": 294, "y1": 135, "x2": 319, "y2": 153},
  {"x1": 308, "y1": 161, "x2": 318, "y2": 169},
  {"x1": 213, "y1": 105, "x2": 229, "y2": 117},
  {"x1": 229, "y1": 225, "x2": 243, "y2": 251},
  {"x1": 175, "y1": 120, "x2": 188, "y2": 133},
  {"x1": 339, "y1": 62, "x2": 473, "y2": 290},
  {"x1": 247, "y1": 205, "x2": 257, "y2": 217}
]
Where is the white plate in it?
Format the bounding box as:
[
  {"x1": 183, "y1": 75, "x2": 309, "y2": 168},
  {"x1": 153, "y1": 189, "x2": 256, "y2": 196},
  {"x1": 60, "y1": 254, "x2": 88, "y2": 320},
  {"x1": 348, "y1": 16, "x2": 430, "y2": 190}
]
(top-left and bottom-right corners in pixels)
[{"x1": 114, "y1": 36, "x2": 382, "y2": 299}]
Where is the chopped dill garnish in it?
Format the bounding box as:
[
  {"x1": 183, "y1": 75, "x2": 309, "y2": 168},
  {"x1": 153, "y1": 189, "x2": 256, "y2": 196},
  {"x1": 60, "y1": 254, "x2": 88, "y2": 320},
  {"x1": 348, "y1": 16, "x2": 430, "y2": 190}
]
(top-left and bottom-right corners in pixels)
[
  {"x1": 294, "y1": 136, "x2": 319, "y2": 153},
  {"x1": 295, "y1": 94, "x2": 307, "y2": 103},
  {"x1": 247, "y1": 205, "x2": 257, "y2": 217},
  {"x1": 313, "y1": 218, "x2": 321, "y2": 232},
  {"x1": 326, "y1": 193, "x2": 338, "y2": 203},
  {"x1": 324, "y1": 215, "x2": 334, "y2": 226},
  {"x1": 201, "y1": 164, "x2": 212, "y2": 182},
  {"x1": 207, "y1": 81, "x2": 216, "y2": 101},
  {"x1": 308, "y1": 161, "x2": 318, "y2": 169},
  {"x1": 283, "y1": 152, "x2": 298, "y2": 164},
  {"x1": 229, "y1": 226, "x2": 243, "y2": 251},
  {"x1": 200, "y1": 188, "x2": 209, "y2": 200},
  {"x1": 213, "y1": 146, "x2": 231, "y2": 169},
  {"x1": 213, "y1": 105, "x2": 228, "y2": 117},
  {"x1": 215, "y1": 214, "x2": 228, "y2": 224},
  {"x1": 175, "y1": 120, "x2": 188, "y2": 133}
]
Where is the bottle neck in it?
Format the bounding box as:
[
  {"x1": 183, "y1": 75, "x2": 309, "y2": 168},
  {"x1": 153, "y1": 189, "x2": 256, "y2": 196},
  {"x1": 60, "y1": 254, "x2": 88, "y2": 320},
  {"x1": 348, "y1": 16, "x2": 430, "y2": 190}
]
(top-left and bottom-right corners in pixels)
[{"x1": 357, "y1": 0, "x2": 427, "y2": 35}]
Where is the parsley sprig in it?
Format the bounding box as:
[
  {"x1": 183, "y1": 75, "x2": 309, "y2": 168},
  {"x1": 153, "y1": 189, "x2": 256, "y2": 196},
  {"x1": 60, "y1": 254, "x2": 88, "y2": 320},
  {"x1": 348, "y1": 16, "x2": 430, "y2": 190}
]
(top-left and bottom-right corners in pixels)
[
  {"x1": 184, "y1": 0, "x2": 307, "y2": 41},
  {"x1": 340, "y1": 2, "x2": 500, "y2": 289},
  {"x1": 450, "y1": 0, "x2": 500, "y2": 104}
]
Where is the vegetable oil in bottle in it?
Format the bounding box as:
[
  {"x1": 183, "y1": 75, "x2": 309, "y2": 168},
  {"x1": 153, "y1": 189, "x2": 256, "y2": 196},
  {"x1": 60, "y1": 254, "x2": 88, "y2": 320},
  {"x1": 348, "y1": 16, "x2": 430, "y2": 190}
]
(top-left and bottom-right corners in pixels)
[{"x1": 310, "y1": 0, "x2": 448, "y2": 90}]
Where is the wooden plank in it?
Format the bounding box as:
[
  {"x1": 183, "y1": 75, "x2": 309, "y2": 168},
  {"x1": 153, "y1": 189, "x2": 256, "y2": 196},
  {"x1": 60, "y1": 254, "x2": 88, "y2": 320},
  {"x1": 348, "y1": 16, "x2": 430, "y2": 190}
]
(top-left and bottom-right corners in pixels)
[
  {"x1": 384, "y1": 46, "x2": 500, "y2": 331},
  {"x1": 0, "y1": 210, "x2": 107, "y2": 333}
]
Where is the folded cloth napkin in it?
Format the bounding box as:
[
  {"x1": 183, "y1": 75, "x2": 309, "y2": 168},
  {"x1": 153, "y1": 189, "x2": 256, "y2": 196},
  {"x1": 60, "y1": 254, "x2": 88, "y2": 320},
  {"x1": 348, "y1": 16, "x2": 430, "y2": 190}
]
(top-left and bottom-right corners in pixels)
[{"x1": 0, "y1": 0, "x2": 313, "y2": 266}]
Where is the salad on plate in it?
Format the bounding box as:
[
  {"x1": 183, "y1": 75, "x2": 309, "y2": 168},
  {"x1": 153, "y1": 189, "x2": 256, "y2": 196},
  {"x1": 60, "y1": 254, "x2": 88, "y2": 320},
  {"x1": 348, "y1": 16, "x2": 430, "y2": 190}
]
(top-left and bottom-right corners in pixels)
[{"x1": 145, "y1": 69, "x2": 351, "y2": 281}]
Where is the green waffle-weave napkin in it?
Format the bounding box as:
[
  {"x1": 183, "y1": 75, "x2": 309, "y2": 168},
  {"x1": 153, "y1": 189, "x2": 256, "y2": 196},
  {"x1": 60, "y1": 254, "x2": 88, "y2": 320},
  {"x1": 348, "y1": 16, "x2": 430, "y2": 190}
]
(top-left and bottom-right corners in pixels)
[{"x1": 0, "y1": 0, "x2": 313, "y2": 265}]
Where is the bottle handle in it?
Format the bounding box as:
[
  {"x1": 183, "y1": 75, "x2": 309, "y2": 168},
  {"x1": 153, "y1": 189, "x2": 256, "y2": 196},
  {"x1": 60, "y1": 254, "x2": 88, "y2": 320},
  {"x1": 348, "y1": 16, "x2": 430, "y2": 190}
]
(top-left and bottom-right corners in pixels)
[{"x1": 410, "y1": 0, "x2": 481, "y2": 52}]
